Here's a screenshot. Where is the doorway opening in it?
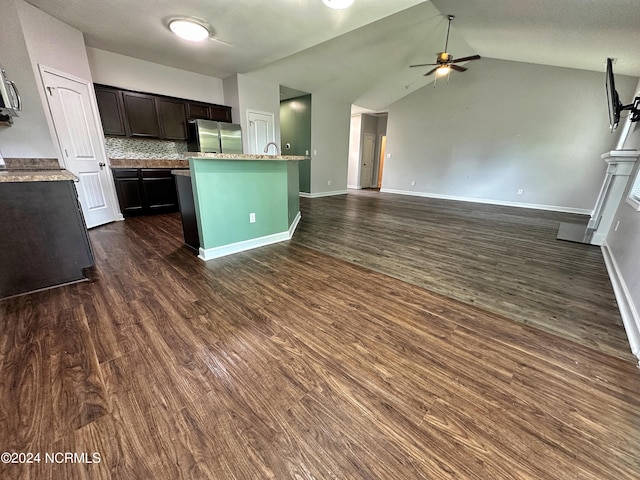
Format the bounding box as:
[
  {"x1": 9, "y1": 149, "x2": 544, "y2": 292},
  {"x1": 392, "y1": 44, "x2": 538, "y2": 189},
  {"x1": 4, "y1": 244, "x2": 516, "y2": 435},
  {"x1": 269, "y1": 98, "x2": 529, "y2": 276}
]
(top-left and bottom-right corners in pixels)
[
  {"x1": 280, "y1": 85, "x2": 312, "y2": 194},
  {"x1": 347, "y1": 108, "x2": 388, "y2": 190},
  {"x1": 377, "y1": 134, "x2": 387, "y2": 189}
]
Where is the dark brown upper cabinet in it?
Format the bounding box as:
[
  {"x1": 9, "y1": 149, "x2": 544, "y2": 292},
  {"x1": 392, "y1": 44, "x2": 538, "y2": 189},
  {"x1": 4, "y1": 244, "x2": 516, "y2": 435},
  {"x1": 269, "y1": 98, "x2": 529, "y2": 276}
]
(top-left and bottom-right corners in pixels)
[
  {"x1": 94, "y1": 84, "x2": 233, "y2": 140},
  {"x1": 210, "y1": 105, "x2": 232, "y2": 123},
  {"x1": 186, "y1": 101, "x2": 232, "y2": 122},
  {"x1": 186, "y1": 101, "x2": 211, "y2": 120},
  {"x1": 122, "y1": 91, "x2": 161, "y2": 138},
  {"x1": 94, "y1": 86, "x2": 126, "y2": 136},
  {"x1": 157, "y1": 97, "x2": 188, "y2": 141}
]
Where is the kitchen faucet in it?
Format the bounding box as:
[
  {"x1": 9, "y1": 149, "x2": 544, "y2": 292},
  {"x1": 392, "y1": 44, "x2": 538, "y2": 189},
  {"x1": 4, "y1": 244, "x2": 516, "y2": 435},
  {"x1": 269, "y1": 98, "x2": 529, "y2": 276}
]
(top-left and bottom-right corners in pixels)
[{"x1": 263, "y1": 142, "x2": 280, "y2": 155}]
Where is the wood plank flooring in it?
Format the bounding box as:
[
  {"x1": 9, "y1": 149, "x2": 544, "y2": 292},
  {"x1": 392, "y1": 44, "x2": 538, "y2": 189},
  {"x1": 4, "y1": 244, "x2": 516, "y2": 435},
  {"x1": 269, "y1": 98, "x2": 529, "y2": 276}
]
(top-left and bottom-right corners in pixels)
[
  {"x1": 1, "y1": 193, "x2": 639, "y2": 479},
  {"x1": 292, "y1": 190, "x2": 631, "y2": 360}
]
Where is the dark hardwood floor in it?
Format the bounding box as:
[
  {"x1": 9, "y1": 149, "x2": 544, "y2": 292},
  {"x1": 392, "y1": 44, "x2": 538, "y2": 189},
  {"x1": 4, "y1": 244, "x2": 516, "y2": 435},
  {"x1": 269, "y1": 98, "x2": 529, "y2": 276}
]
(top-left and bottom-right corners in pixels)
[
  {"x1": 293, "y1": 190, "x2": 631, "y2": 360},
  {"x1": 1, "y1": 192, "x2": 639, "y2": 479}
]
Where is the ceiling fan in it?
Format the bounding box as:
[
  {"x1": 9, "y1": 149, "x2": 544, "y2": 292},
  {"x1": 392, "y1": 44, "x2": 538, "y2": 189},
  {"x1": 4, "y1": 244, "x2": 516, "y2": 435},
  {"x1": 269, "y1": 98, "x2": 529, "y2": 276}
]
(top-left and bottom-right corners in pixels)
[{"x1": 410, "y1": 14, "x2": 481, "y2": 78}]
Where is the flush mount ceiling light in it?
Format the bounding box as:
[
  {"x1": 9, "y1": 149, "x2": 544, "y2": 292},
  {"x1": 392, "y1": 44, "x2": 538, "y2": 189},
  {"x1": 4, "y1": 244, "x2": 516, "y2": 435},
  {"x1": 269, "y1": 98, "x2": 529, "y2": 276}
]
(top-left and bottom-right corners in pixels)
[
  {"x1": 168, "y1": 19, "x2": 210, "y2": 42},
  {"x1": 322, "y1": 0, "x2": 354, "y2": 9}
]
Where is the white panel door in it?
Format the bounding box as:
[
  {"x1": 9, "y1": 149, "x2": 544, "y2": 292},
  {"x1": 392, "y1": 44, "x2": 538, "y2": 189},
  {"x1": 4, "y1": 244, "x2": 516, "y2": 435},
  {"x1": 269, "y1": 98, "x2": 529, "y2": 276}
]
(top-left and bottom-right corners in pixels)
[
  {"x1": 247, "y1": 110, "x2": 275, "y2": 154},
  {"x1": 41, "y1": 68, "x2": 119, "y2": 228},
  {"x1": 361, "y1": 133, "x2": 375, "y2": 188}
]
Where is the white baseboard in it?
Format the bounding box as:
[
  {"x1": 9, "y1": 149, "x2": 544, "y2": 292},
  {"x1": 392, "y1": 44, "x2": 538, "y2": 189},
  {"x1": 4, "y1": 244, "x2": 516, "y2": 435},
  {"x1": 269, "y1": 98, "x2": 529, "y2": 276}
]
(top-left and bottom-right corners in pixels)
[
  {"x1": 591, "y1": 231, "x2": 606, "y2": 246},
  {"x1": 379, "y1": 188, "x2": 592, "y2": 215},
  {"x1": 601, "y1": 241, "x2": 640, "y2": 366},
  {"x1": 299, "y1": 190, "x2": 348, "y2": 198},
  {"x1": 347, "y1": 184, "x2": 361, "y2": 190},
  {"x1": 198, "y1": 211, "x2": 301, "y2": 261},
  {"x1": 288, "y1": 211, "x2": 301, "y2": 237}
]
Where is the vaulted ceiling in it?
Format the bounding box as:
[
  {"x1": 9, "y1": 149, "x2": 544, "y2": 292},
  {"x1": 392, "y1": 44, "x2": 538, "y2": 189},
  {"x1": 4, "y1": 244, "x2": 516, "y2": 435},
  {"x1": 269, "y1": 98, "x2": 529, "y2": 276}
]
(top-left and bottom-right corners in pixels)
[{"x1": 26, "y1": 0, "x2": 640, "y2": 111}]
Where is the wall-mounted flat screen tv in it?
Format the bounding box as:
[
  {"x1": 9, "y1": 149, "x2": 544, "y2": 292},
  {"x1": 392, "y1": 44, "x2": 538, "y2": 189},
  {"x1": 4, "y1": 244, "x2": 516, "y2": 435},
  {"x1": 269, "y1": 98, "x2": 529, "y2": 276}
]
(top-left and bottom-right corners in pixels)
[{"x1": 606, "y1": 57, "x2": 639, "y2": 133}]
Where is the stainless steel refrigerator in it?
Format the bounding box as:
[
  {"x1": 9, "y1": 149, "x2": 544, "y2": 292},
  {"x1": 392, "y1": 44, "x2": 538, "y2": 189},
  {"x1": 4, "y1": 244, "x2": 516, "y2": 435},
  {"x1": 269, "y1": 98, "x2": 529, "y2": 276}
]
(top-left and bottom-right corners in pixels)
[{"x1": 187, "y1": 119, "x2": 243, "y2": 154}]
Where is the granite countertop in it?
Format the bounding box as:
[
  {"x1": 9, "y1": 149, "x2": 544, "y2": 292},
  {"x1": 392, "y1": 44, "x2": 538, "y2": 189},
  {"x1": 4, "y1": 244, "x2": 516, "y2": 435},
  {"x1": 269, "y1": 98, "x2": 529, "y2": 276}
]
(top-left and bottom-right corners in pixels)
[
  {"x1": 0, "y1": 169, "x2": 77, "y2": 183},
  {"x1": 186, "y1": 152, "x2": 311, "y2": 161},
  {"x1": 109, "y1": 158, "x2": 190, "y2": 169},
  {"x1": 0, "y1": 158, "x2": 77, "y2": 183}
]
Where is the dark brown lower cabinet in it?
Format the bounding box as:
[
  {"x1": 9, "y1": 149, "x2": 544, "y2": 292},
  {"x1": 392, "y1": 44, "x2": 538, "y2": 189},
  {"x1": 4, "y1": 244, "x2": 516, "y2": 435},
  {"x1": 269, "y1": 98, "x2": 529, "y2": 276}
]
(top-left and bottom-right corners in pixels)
[
  {"x1": 174, "y1": 173, "x2": 200, "y2": 251},
  {"x1": 113, "y1": 168, "x2": 180, "y2": 216},
  {"x1": 112, "y1": 168, "x2": 144, "y2": 215},
  {"x1": 0, "y1": 180, "x2": 94, "y2": 299}
]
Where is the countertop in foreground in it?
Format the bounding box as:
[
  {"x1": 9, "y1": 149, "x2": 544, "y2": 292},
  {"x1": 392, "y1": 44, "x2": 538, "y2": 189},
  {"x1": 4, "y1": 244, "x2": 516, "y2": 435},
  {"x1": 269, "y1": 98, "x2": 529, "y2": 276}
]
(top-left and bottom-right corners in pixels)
[{"x1": 0, "y1": 169, "x2": 77, "y2": 183}]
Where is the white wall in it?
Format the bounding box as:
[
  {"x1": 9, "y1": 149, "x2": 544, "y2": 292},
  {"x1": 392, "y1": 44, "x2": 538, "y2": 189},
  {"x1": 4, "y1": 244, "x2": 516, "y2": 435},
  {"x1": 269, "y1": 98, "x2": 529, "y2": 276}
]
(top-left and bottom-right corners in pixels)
[
  {"x1": 0, "y1": 0, "x2": 57, "y2": 158},
  {"x1": 383, "y1": 58, "x2": 638, "y2": 213},
  {"x1": 222, "y1": 74, "x2": 240, "y2": 127},
  {"x1": 16, "y1": 0, "x2": 96, "y2": 165},
  {"x1": 237, "y1": 74, "x2": 281, "y2": 152},
  {"x1": 87, "y1": 48, "x2": 224, "y2": 104},
  {"x1": 18, "y1": 1, "x2": 92, "y2": 82},
  {"x1": 311, "y1": 94, "x2": 351, "y2": 195},
  {"x1": 604, "y1": 78, "x2": 640, "y2": 361}
]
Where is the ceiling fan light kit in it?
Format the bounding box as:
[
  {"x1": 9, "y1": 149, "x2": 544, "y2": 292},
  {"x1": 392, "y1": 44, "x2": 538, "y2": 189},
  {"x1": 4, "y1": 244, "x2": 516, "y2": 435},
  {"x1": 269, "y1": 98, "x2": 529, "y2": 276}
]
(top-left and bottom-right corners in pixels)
[{"x1": 409, "y1": 14, "x2": 481, "y2": 85}]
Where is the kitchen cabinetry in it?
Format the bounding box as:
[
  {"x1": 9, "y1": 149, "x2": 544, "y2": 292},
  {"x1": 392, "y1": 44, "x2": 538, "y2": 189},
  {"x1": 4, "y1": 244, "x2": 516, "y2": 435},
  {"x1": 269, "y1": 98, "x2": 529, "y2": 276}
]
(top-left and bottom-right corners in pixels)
[
  {"x1": 0, "y1": 179, "x2": 94, "y2": 299},
  {"x1": 94, "y1": 84, "x2": 231, "y2": 140},
  {"x1": 186, "y1": 101, "x2": 211, "y2": 120},
  {"x1": 122, "y1": 91, "x2": 161, "y2": 138},
  {"x1": 113, "y1": 168, "x2": 181, "y2": 216},
  {"x1": 157, "y1": 97, "x2": 188, "y2": 140},
  {"x1": 94, "y1": 86, "x2": 126, "y2": 136},
  {"x1": 186, "y1": 101, "x2": 232, "y2": 122},
  {"x1": 174, "y1": 172, "x2": 200, "y2": 251},
  {"x1": 112, "y1": 168, "x2": 144, "y2": 215}
]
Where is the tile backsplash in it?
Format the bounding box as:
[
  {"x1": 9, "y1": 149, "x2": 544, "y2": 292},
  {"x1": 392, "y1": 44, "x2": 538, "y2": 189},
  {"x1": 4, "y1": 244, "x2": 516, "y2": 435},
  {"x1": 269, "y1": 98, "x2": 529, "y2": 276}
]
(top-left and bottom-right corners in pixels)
[{"x1": 104, "y1": 137, "x2": 188, "y2": 160}]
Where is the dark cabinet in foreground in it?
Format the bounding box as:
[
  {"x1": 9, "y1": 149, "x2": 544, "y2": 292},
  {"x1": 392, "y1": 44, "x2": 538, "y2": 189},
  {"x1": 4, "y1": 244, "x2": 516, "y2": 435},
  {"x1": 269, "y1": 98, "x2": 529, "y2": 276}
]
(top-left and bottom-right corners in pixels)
[
  {"x1": 113, "y1": 168, "x2": 180, "y2": 216},
  {"x1": 0, "y1": 180, "x2": 94, "y2": 299}
]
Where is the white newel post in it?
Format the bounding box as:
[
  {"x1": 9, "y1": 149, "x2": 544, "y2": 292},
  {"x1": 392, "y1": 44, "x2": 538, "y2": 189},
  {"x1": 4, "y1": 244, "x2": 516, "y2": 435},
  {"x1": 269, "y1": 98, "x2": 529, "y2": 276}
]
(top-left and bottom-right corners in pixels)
[{"x1": 588, "y1": 150, "x2": 639, "y2": 246}]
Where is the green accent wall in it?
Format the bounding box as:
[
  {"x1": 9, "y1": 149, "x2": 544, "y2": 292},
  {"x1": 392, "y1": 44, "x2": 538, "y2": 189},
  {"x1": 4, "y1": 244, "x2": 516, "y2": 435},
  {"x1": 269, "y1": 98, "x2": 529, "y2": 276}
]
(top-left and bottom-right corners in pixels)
[
  {"x1": 190, "y1": 158, "x2": 300, "y2": 251},
  {"x1": 287, "y1": 161, "x2": 300, "y2": 225},
  {"x1": 280, "y1": 95, "x2": 311, "y2": 193}
]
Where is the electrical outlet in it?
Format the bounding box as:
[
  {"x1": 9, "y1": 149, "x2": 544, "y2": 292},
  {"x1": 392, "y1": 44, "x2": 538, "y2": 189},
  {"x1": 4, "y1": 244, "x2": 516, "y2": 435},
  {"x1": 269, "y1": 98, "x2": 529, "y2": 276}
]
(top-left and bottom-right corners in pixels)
[
  {"x1": 249, "y1": 212, "x2": 256, "y2": 223},
  {"x1": 313, "y1": 150, "x2": 318, "y2": 155},
  {"x1": 305, "y1": 150, "x2": 309, "y2": 156},
  {"x1": 328, "y1": 180, "x2": 332, "y2": 186},
  {"x1": 411, "y1": 181, "x2": 416, "y2": 186},
  {"x1": 387, "y1": 153, "x2": 392, "y2": 159},
  {"x1": 517, "y1": 189, "x2": 523, "y2": 195}
]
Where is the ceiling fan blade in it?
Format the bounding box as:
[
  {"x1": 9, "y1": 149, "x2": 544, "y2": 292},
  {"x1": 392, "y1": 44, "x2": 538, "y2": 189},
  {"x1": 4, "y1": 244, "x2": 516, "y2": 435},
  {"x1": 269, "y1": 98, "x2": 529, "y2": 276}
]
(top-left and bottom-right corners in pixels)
[
  {"x1": 452, "y1": 55, "x2": 481, "y2": 63},
  {"x1": 410, "y1": 63, "x2": 437, "y2": 68},
  {"x1": 450, "y1": 64, "x2": 467, "y2": 72},
  {"x1": 423, "y1": 67, "x2": 439, "y2": 77}
]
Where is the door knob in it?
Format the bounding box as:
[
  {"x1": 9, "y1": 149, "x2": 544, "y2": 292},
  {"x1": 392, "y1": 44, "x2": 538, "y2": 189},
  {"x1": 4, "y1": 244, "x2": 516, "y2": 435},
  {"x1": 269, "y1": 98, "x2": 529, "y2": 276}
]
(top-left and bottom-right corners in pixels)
[{"x1": 99, "y1": 162, "x2": 106, "y2": 169}]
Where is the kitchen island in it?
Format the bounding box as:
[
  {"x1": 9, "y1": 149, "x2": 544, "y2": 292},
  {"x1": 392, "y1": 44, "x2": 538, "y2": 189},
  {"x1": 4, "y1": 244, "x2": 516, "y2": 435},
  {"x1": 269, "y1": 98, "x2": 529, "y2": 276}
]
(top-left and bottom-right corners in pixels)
[{"x1": 185, "y1": 153, "x2": 310, "y2": 260}]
